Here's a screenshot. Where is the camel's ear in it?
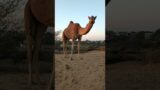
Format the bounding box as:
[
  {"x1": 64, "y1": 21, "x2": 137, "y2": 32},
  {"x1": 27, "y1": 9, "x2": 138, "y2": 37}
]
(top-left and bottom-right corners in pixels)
[
  {"x1": 94, "y1": 16, "x2": 97, "y2": 20},
  {"x1": 88, "y1": 16, "x2": 91, "y2": 19}
]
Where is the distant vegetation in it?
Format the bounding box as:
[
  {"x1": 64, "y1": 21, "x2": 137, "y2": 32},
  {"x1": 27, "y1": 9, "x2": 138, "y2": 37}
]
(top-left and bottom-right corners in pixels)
[
  {"x1": 106, "y1": 29, "x2": 160, "y2": 64},
  {"x1": 0, "y1": 29, "x2": 105, "y2": 64}
]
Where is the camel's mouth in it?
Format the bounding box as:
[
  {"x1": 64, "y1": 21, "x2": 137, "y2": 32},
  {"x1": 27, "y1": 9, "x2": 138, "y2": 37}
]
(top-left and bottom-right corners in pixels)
[{"x1": 90, "y1": 21, "x2": 95, "y2": 24}]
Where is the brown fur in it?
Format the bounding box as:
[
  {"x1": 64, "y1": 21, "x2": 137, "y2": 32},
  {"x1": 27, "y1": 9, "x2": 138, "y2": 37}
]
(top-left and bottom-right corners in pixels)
[
  {"x1": 29, "y1": 0, "x2": 54, "y2": 26},
  {"x1": 62, "y1": 16, "x2": 96, "y2": 60}
]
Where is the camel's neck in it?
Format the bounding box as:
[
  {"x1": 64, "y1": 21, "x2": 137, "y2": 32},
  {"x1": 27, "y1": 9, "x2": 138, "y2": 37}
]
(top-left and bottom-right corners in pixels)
[{"x1": 79, "y1": 22, "x2": 94, "y2": 35}]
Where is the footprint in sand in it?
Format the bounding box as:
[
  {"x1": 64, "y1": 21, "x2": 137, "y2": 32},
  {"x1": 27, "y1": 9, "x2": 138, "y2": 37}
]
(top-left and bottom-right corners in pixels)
[
  {"x1": 71, "y1": 78, "x2": 78, "y2": 84},
  {"x1": 65, "y1": 64, "x2": 71, "y2": 70}
]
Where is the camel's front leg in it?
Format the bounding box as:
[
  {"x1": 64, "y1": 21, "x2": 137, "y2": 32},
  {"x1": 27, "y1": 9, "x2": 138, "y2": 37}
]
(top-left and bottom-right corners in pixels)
[
  {"x1": 77, "y1": 38, "x2": 83, "y2": 59},
  {"x1": 32, "y1": 39, "x2": 41, "y2": 84},
  {"x1": 70, "y1": 40, "x2": 74, "y2": 60},
  {"x1": 24, "y1": 3, "x2": 34, "y2": 86},
  {"x1": 63, "y1": 40, "x2": 67, "y2": 58},
  {"x1": 77, "y1": 39, "x2": 80, "y2": 58},
  {"x1": 26, "y1": 34, "x2": 33, "y2": 86}
]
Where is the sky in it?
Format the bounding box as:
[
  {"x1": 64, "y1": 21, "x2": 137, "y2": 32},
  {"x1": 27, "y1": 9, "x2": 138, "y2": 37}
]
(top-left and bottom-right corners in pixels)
[
  {"x1": 55, "y1": 0, "x2": 105, "y2": 41},
  {"x1": 107, "y1": 0, "x2": 160, "y2": 32}
]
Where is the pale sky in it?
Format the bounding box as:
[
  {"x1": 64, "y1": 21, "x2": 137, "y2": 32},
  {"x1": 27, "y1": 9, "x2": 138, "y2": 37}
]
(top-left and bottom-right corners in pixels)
[
  {"x1": 107, "y1": 0, "x2": 160, "y2": 32},
  {"x1": 55, "y1": 0, "x2": 105, "y2": 41}
]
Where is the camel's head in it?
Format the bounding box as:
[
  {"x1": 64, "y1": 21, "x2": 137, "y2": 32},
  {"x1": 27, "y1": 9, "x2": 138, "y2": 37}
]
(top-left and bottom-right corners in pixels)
[{"x1": 88, "y1": 16, "x2": 97, "y2": 24}]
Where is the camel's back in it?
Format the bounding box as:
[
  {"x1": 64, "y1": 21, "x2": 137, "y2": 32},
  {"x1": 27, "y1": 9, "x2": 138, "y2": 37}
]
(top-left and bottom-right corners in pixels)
[
  {"x1": 63, "y1": 22, "x2": 80, "y2": 39},
  {"x1": 29, "y1": 0, "x2": 54, "y2": 26}
]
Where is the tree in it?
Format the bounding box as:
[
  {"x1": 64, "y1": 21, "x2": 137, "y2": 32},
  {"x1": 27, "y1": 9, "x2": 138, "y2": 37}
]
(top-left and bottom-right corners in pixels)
[
  {"x1": 151, "y1": 28, "x2": 160, "y2": 41},
  {"x1": 0, "y1": 0, "x2": 23, "y2": 59},
  {"x1": 55, "y1": 31, "x2": 62, "y2": 50},
  {"x1": 55, "y1": 30, "x2": 61, "y2": 41},
  {"x1": 0, "y1": 0, "x2": 21, "y2": 31}
]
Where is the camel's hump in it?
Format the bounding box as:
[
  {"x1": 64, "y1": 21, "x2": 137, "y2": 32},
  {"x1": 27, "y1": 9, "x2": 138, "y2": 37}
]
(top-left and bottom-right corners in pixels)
[
  {"x1": 70, "y1": 21, "x2": 73, "y2": 23},
  {"x1": 29, "y1": 0, "x2": 54, "y2": 26}
]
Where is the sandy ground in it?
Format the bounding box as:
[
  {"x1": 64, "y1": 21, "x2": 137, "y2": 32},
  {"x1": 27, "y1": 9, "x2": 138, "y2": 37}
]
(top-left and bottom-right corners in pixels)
[
  {"x1": 0, "y1": 50, "x2": 105, "y2": 90},
  {"x1": 55, "y1": 51, "x2": 105, "y2": 90},
  {"x1": 0, "y1": 73, "x2": 50, "y2": 90},
  {"x1": 106, "y1": 61, "x2": 160, "y2": 90},
  {"x1": 1, "y1": 51, "x2": 160, "y2": 90}
]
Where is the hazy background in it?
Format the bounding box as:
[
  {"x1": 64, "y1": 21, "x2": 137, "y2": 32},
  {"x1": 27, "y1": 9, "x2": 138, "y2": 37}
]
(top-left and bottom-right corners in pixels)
[{"x1": 107, "y1": 0, "x2": 160, "y2": 32}]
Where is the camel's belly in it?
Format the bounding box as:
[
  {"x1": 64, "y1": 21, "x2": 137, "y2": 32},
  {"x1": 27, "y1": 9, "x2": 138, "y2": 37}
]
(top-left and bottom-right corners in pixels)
[{"x1": 30, "y1": 0, "x2": 54, "y2": 26}]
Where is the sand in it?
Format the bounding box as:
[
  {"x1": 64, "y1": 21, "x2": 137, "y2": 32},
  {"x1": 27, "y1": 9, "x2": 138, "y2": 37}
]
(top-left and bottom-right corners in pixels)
[
  {"x1": 0, "y1": 50, "x2": 105, "y2": 90},
  {"x1": 55, "y1": 51, "x2": 105, "y2": 90},
  {"x1": 0, "y1": 73, "x2": 51, "y2": 90},
  {"x1": 2, "y1": 50, "x2": 160, "y2": 90},
  {"x1": 106, "y1": 61, "x2": 160, "y2": 90}
]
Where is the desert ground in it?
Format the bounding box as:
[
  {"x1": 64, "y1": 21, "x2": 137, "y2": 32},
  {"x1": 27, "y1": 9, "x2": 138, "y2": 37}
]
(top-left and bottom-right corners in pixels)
[
  {"x1": 55, "y1": 51, "x2": 105, "y2": 90},
  {"x1": 2, "y1": 50, "x2": 160, "y2": 90},
  {"x1": 106, "y1": 61, "x2": 160, "y2": 90},
  {"x1": 0, "y1": 50, "x2": 105, "y2": 90}
]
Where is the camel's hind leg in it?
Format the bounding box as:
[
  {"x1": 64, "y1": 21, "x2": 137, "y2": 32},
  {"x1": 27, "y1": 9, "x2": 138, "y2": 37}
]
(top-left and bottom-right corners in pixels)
[
  {"x1": 24, "y1": 2, "x2": 35, "y2": 86},
  {"x1": 26, "y1": 33, "x2": 33, "y2": 86},
  {"x1": 32, "y1": 22, "x2": 47, "y2": 83},
  {"x1": 24, "y1": 2, "x2": 47, "y2": 85},
  {"x1": 62, "y1": 33, "x2": 68, "y2": 58},
  {"x1": 63, "y1": 40, "x2": 67, "y2": 58},
  {"x1": 77, "y1": 37, "x2": 83, "y2": 59},
  {"x1": 70, "y1": 40, "x2": 74, "y2": 60}
]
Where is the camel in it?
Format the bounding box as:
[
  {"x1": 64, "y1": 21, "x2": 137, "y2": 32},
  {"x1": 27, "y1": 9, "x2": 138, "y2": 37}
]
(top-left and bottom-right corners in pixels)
[
  {"x1": 62, "y1": 16, "x2": 97, "y2": 60},
  {"x1": 24, "y1": 0, "x2": 54, "y2": 89}
]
